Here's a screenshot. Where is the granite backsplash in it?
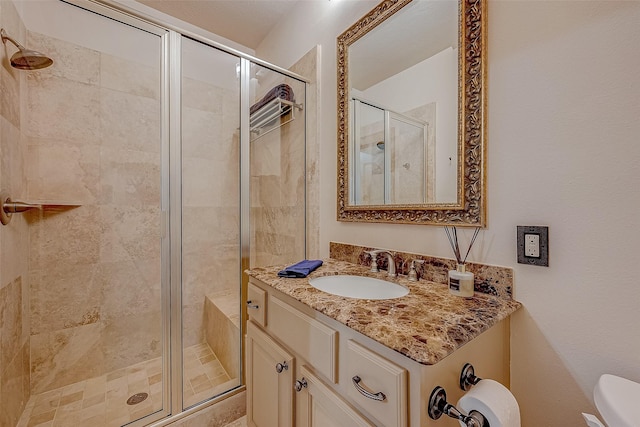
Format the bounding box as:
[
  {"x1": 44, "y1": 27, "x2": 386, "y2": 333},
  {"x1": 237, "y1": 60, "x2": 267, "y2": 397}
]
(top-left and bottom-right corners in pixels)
[{"x1": 329, "y1": 242, "x2": 514, "y2": 299}]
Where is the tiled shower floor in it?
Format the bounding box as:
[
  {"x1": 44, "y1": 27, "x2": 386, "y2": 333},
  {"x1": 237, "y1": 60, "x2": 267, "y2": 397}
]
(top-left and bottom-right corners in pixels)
[{"x1": 17, "y1": 342, "x2": 234, "y2": 427}]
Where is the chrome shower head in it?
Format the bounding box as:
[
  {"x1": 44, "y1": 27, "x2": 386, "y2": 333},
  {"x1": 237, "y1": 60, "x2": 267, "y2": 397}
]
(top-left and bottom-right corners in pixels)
[{"x1": 1, "y1": 28, "x2": 53, "y2": 70}]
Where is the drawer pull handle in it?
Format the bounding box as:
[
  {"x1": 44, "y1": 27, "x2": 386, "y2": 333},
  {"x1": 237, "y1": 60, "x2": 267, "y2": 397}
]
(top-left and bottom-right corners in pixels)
[
  {"x1": 352, "y1": 376, "x2": 386, "y2": 402},
  {"x1": 295, "y1": 378, "x2": 308, "y2": 392},
  {"x1": 275, "y1": 361, "x2": 289, "y2": 373},
  {"x1": 246, "y1": 300, "x2": 259, "y2": 309}
]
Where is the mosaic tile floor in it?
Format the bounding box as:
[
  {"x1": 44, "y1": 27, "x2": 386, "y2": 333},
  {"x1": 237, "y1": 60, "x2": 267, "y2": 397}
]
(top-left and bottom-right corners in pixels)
[
  {"x1": 18, "y1": 343, "x2": 234, "y2": 427},
  {"x1": 182, "y1": 342, "x2": 236, "y2": 408}
]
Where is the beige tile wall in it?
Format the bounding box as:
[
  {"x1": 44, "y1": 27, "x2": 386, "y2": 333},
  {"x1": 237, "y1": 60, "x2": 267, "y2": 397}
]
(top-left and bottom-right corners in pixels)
[
  {"x1": 0, "y1": 1, "x2": 31, "y2": 425},
  {"x1": 204, "y1": 292, "x2": 239, "y2": 380}
]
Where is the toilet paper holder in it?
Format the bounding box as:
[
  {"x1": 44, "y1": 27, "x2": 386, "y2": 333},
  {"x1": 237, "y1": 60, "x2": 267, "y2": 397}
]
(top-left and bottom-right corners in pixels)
[
  {"x1": 460, "y1": 362, "x2": 482, "y2": 391},
  {"x1": 428, "y1": 386, "x2": 489, "y2": 427},
  {"x1": 428, "y1": 363, "x2": 489, "y2": 427}
]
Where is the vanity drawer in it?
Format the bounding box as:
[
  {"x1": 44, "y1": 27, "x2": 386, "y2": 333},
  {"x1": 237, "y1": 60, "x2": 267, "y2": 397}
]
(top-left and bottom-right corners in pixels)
[
  {"x1": 345, "y1": 340, "x2": 407, "y2": 427},
  {"x1": 296, "y1": 365, "x2": 375, "y2": 427},
  {"x1": 247, "y1": 283, "x2": 266, "y2": 327},
  {"x1": 268, "y1": 295, "x2": 338, "y2": 383}
]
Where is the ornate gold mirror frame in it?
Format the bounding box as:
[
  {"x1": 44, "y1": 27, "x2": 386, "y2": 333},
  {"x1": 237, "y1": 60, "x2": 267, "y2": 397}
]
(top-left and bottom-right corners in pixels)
[{"x1": 337, "y1": 0, "x2": 487, "y2": 226}]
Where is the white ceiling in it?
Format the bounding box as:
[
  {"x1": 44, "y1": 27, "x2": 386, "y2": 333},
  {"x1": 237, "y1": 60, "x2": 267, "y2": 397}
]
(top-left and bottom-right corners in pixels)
[{"x1": 136, "y1": 0, "x2": 299, "y2": 49}]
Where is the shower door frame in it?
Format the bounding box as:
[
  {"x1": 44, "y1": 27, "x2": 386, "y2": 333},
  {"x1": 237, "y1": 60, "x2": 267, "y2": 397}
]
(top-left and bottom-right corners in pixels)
[{"x1": 58, "y1": 1, "x2": 309, "y2": 425}]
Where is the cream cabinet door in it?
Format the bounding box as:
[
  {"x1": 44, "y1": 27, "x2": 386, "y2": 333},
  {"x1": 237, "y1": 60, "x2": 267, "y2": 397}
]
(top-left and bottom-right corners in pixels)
[
  {"x1": 246, "y1": 321, "x2": 294, "y2": 427},
  {"x1": 296, "y1": 366, "x2": 374, "y2": 427}
]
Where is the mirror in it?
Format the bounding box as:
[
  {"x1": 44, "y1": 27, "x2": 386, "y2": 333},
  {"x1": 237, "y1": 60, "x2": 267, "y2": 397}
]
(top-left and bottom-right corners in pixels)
[{"x1": 337, "y1": 0, "x2": 487, "y2": 226}]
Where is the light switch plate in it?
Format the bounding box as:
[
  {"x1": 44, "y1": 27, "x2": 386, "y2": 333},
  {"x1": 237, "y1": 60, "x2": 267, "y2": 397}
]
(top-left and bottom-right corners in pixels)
[{"x1": 517, "y1": 226, "x2": 549, "y2": 266}]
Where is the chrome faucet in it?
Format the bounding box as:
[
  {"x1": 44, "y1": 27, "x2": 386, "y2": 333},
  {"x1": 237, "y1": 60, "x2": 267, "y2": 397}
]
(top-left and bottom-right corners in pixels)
[{"x1": 365, "y1": 249, "x2": 397, "y2": 277}]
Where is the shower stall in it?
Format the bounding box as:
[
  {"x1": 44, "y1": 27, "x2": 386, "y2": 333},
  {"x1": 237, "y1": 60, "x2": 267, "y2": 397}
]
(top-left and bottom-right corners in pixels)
[
  {"x1": 0, "y1": 0, "x2": 307, "y2": 426},
  {"x1": 351, "y1": 98, "x2": 431, "y2": 205}
]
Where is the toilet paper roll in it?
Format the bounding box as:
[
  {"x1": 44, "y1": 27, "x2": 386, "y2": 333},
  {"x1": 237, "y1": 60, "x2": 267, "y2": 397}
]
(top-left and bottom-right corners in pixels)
[{"x1": 457, "y1": 379, "x2": 521, "y2": 427}]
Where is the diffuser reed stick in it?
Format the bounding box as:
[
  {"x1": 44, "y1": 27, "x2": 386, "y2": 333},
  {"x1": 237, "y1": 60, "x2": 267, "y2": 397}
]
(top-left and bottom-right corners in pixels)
[{"x1": 444, "y1": 226, "x2": 480, "y2": 265}]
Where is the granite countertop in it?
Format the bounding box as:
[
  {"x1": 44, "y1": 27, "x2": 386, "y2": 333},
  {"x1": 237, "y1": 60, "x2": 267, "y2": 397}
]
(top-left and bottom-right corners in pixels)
[{"x1": 246, "y1": 258, "x2": 521, "y2": 366}]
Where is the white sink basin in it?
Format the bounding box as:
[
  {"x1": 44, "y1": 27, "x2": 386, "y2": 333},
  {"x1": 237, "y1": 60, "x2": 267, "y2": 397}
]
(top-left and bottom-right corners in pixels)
[
  {"x1": 309, "y1": 275, "x2": 409, "y2": 300},
  {"x1": 594, "y1": 374, "x2": 640, "y2": 427}
]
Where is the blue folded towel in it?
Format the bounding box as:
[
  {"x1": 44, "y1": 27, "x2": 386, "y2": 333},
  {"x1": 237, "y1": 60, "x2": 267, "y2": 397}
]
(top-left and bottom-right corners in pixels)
[{"x1": 277, "y1": 259, "x2": 323, "y2": 278}]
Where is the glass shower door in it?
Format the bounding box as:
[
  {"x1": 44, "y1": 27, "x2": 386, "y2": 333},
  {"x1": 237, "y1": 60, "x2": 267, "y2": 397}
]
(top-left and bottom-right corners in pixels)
[
  {"x1": 180, "y1": 37, "x2": 242, "y2": 409},
  {"x1": 387, "y1": 113, "x2": 427, "y2": 204},
  {"x1": 351, "y1": 99, "x2": 427, "y2": 205},
  {"x1": 22, "y1": 1, "x2": 169, "y2": 426},
  {"x1": 352, "y1": 100, "x2": 385, "y2": 205},
  {"x1": 179, "y1": 43, "x2": 308, "y2": 409},
  {"x1": 249, "y1": 64, "x2": 307, "y2": 268}
]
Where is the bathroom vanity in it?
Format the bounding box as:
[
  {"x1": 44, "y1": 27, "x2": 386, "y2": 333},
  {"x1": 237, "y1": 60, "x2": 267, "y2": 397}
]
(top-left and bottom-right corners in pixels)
[{"x1": 245, "y1": 259, "x2": 520, "y2": 427}]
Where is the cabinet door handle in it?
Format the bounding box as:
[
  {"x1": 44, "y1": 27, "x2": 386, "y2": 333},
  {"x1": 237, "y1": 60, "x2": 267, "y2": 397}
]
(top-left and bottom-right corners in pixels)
[
  {"x1": 352, "y1": 376, "x2": 386, "y2": 401},
  {"x1": 246, "y1": 300, "x2": 259, "y2": 309},
  {"x1": 295, "y1": 378, "x2": 308, "y2": 392},
  {"x1": 275, "y1": 361, "x2": 289, "y2": 373}
]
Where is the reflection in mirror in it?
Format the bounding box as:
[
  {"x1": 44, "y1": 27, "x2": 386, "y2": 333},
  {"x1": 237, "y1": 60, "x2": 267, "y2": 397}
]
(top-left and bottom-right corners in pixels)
[
  {"x1": 351, "y1": 99, "x2": 432, "y2": 205},
  {"x1": 337, "y1": 0, "x2": 487, "y2": 225},
  {"x1": 349, "y1": 0, "x2": 458, "y2": 205}
]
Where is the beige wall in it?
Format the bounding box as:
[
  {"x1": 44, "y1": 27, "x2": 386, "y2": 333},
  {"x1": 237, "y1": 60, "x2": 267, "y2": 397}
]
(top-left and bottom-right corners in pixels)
[
  {"x1": 257, "y1": 1, "x2": 640, "y2": 425},
  {"x1": 0, "y1": 1, "x2": 31, "y2": 424}
]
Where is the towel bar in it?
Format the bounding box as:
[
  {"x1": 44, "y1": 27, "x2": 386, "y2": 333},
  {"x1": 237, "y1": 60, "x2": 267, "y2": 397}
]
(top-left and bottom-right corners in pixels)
[
  {"x1": 1, "y1": 191, "x2": 42, "y2": 225},
  {"x1": 249, "y1": 98, "x2": 303, "y2": 141}
]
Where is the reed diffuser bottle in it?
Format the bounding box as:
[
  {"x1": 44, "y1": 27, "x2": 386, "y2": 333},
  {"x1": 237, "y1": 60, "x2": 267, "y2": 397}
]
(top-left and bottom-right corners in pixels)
[
  {"x1": 448, "y1": 263, "x2": 474, "y2": 297},
  {"x1": 445, "y1": 226, "x2": 480, "y2": 298}
]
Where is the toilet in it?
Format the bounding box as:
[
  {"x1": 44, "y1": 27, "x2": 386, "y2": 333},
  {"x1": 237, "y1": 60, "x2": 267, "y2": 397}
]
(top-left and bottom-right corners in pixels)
[{"x1": 583, "y1": 374, "x2": 640, "y2": 427}]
